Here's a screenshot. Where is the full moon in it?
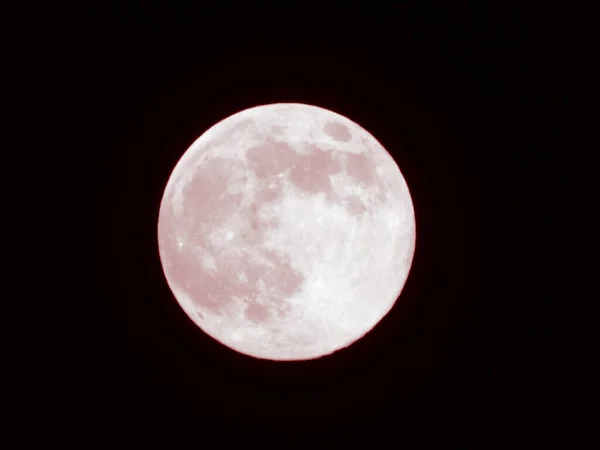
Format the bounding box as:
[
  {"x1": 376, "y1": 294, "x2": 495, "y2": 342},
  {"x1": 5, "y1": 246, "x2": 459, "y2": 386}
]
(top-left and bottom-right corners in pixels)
[{"x1": 157, "y1": 103, "x2": 416, "y2": 361}]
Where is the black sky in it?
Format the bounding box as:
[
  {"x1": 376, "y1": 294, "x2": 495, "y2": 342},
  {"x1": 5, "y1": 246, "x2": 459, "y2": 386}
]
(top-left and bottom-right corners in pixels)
[{"x1": 76, "y1": 3, "x2": 578, "y2": 432}]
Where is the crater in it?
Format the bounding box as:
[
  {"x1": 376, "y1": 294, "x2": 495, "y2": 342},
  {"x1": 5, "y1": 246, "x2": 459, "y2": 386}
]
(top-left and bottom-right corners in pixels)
[{"x1": 323, "y1": 121, "x2": 351, "y2": 142}]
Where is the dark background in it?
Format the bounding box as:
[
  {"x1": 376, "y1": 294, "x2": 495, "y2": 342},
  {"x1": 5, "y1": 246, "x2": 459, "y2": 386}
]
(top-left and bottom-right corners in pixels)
[{"x1": 71, "y1": 3, "x2": 580, "y2": 430}]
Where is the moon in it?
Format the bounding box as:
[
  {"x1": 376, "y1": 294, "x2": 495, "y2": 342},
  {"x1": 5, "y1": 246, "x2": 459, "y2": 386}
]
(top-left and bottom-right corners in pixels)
[{"x1": 157, "y1": 103, "x2": 416, "y2": 361}]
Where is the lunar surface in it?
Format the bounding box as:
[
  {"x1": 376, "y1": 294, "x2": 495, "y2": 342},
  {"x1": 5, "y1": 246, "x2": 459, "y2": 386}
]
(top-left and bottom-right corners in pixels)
[{"x1": 157, "y1": 103, "x2": 416, "y2": 360}]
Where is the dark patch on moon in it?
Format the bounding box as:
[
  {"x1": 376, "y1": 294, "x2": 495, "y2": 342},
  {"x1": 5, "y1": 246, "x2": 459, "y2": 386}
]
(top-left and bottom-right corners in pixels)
[
  {"x1": 262, "y1": 250, "x2": 305, "y2": 297},
  {"x1": 288, "y1": 145, "x2": 341, "y2": 196},
  {"x1": 236, "y1": 248, "x2": 304, "y2": 324},
  {"x1": 345, "y1": 152, "x2": 376, "y2": 185},
  {"x1": 255, "y1": 180, "x2": 283, "y2": 204},
  {"x1": 181, "y1": 156, "x2": 246, "y2": 225},
  {"x1": 240, "y1": 181, "x2": 284, "y2": 245},
  {"x1": 344, "y1": 151, "x2": 387, "y2": 204},
  {"x1": 245, "y1": 301, "x2": 269, "y2": 324},
  {"x1": 246, "y1": 139, "x2": 297, "y2": 178},
  {"x1": 344, "y1": 196, "x2": 368, "y2": 215},
  {"x1": 162, "y1": 237, "x2": 305, "y2": 322},
  {"x1": 160, "y1": 157, "x2": 306, "y2": 322}
]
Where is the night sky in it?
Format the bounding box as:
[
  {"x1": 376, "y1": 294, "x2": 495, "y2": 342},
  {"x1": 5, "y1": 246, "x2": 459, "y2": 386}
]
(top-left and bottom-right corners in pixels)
[{"x1": 78, "y1": 3, "x2": 574, "y2": 432}]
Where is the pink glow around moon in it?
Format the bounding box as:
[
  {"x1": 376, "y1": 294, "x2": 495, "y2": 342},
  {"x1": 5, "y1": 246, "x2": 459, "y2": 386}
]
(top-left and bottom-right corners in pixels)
[{"x1": 157, "y1": 103, "x2": 416, "y2": 361}]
